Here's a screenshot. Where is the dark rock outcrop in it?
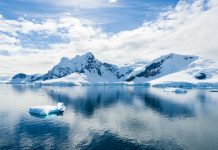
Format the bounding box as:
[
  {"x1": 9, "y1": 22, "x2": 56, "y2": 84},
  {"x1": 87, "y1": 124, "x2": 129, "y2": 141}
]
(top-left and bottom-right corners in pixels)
[{"x1": 195, "y1": 73, "x2": 206, "y2": 80}]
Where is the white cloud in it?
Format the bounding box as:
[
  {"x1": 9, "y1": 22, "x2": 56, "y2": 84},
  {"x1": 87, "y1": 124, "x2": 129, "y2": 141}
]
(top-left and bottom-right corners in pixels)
[
  {"x1": 109, "y1": 0, "x2": 117, "y2": 3},
  {"x1": 0, "y1": 0, "x2": 218, "y2": 78}
]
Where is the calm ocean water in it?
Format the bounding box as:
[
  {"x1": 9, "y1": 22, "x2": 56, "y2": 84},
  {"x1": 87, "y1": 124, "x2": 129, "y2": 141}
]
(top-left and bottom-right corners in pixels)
[{"x1": 1, "y1": 84, "x2": 218, "y2": 150}]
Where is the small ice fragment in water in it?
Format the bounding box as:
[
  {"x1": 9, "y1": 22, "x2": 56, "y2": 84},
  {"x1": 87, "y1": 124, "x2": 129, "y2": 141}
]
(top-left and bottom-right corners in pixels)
[
  {"x1": 164, "y1": 88, "x2": 187, "y2": 93},
  {"x1": 209, "y1": 90, "x2": 218, "y2": 92},
  {"x1": 29, "y1": 102, "x2": 65, "y2": 116}
]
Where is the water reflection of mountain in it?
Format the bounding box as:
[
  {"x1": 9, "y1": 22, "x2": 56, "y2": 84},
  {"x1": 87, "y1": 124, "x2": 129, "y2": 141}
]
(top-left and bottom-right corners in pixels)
[
  {"x1": 9, "y1": 85, "x2": 195, "y2": 118},
  {"x1": 142, "y1": 94, "x2": 195, "y2": 118},
  {"x1": 47, "y1": 87, "x2": 133, "y2": 117},
  {"x1": 11, "y1": 84, "x2": 41, "y2": 93},
  {"x1": 46, "y1": 86, "x2": 194, "y2": 118}
]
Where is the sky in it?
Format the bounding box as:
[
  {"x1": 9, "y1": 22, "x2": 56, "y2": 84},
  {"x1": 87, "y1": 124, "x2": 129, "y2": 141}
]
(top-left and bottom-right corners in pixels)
[{"x1": 0, "y1": 0, "x2": 218, "y2": 77}]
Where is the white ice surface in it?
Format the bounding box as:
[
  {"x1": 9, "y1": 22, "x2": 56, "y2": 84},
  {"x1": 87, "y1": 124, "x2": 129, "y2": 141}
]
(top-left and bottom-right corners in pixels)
[
  {"x1": 164, "y1": 88, "x2": 187, "y2": 93},
  {"x1": 29, "y1": 102, "x2": 65, "y2": 116}
]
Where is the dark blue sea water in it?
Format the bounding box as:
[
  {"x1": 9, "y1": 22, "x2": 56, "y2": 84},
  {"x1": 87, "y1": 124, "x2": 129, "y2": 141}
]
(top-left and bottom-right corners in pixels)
[{"x1": 1, "y1": 84, "x2": 218, "y2": 150}]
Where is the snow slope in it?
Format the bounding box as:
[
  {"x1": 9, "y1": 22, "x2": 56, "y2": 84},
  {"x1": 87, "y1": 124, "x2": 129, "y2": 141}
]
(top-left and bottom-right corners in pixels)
[{"x1": 151, "y1": 58, "x2": 218, "y2": 88}]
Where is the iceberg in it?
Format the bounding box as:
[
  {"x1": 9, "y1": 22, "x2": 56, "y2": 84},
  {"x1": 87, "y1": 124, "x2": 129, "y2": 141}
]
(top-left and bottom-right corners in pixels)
[
  {"x1": 29, "y1": 102, "x2": 65, "y2": 116},
  {"x1": 164, "y1": 88, "x2": 187, "y2": 93}
]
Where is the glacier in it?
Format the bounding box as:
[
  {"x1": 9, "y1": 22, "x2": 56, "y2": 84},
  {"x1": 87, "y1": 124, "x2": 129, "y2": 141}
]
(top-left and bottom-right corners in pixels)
[{"x1": 7, "y1": 52, "x2": 218, "y2": 88}]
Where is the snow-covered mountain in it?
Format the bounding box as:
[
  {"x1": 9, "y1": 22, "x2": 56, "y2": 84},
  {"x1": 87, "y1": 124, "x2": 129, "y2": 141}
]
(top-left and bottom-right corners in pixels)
[
  {"x1": 10, "y1": 52, "x2": 133, "y2": 84},
  {"x1": 10, "y1": 52, "x2": 218, "y2": 87},
  {"x1": 126, "y1": 53, "x2": 198, "y2": 82},
  {"x1": 150, "y1": 57, "x2": 218, "y2": 88}
]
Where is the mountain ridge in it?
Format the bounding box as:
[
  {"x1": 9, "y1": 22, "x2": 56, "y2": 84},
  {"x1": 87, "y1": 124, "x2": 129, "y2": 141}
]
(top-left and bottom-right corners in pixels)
[{"x1": 10, "y1": 52, "x2": 218, "y2": 88}]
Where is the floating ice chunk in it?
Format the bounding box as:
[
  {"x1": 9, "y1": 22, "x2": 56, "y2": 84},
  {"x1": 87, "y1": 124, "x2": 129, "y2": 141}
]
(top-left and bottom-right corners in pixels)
[
  {"x1": 164, "y1": 88, "x2": 187, "y2": 93},
  {"x1": 29, "y1": 102, "x2": 65, "y2": 116},
  {"x1": 209, "y1": 90, "x2": 218, "y2": 92}
]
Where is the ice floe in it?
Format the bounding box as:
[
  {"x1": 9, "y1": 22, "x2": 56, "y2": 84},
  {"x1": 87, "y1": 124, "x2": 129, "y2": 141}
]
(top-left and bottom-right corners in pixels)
[{"x1": 29, "y1": 102, "x2": 65, "y2": 116}]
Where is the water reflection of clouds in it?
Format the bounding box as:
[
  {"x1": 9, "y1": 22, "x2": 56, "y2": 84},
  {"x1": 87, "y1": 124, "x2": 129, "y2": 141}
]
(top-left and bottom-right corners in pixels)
[{"x1": 14, "y1": 116, "x2": 70, "y2": 149}]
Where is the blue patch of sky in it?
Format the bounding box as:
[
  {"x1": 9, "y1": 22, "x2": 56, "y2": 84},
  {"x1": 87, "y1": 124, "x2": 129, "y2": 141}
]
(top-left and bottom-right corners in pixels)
[
  {"x1": 0, "y1": 0, "x2": 180, "y2": 33},
  {"x1": 0, "y1": 50, "x2": 11, "y2": 56},
  {"x1": 0, "y1": 0, "x2": 68, "y2": 19},
  {"x1": 85, "y1": 0, "x2": 180, "y2": 32},
  {"x1": 20, "y1": 32, "x2": 69, "y2": 49}
]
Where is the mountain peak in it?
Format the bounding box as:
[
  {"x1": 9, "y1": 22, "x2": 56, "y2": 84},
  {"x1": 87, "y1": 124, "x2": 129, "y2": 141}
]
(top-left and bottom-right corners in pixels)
[
  {"x1": 84, "y1": 52, "x2": 94, "y2": 57},
  {"x1": 166, "y1": 53, "x2": 198, "y2": 59},
  {"x1": 74, "y1": 52, "x2": 95, "y2": 60},
  {"x1": 60, "y1": 57, "x2": 70, "y2": 63},
  {"x1": 152, "y1": 53, "x2": 198, "y2": 63}
]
